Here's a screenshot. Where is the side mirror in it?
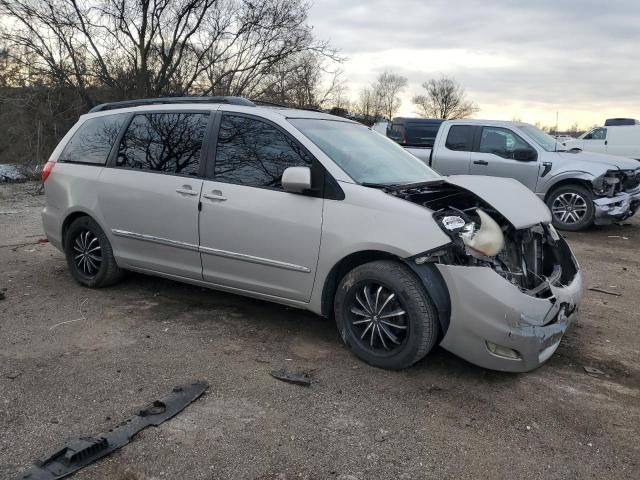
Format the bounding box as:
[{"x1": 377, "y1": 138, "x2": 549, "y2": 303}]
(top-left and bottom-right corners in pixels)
[
  {"x1": 282, "y1": 166, "x2": 312, "y2": 193},
  {"x1": 513, "y1": 148, "x2": 538, "y2": 162}
]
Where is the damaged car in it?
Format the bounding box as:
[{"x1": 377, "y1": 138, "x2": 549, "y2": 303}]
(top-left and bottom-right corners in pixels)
[
  {"x1": 42, "y1": 97, "x2": 582, "y2": 372},
  {"x1": 410, "y1": 119, "x2": 640, "y2": 231}
]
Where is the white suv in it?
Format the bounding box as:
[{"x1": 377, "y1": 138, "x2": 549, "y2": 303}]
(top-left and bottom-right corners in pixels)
[{"x1": 41, "y1": 97, "x2": 583, "y2": 371}]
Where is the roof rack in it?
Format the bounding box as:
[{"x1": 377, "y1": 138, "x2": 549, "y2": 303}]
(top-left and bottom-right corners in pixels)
[
  {"x1": 251, "y1": 99, "x2": 321, "y2": 113},
  {"x1": 88, "y1": 96, "x2": 256, "y2": 113}
]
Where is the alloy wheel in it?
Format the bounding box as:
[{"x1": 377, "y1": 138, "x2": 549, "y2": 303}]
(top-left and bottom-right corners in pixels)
[
  {"x1": 349, "y1": 283, "x2": 409, "y2": 353},
  {"x1": 551, "y1": 192, "x2": 588, "y2": 224},
  {"x1": 72, "y1": 230, "x2": 102, "y2": 277}
]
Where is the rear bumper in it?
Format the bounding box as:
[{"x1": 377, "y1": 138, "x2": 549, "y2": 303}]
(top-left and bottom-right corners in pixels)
[
  {"x1": 436, "y1": 264, "x2": 583, "y2": 372},
  {"x1": 593, "y1": 190, "x2": 640, "y2": 225}
]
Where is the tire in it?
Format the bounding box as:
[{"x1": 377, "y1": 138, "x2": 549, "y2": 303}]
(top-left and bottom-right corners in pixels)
[
  {"x1": 64, "y1": 216, "x2": 124, "y2": 288},
  {"x1": 546, "y1": 184, "x2": 595, "y2": 231},
  {"x1": 334, "y1": 260, "x2": 439, "y2": 369}
]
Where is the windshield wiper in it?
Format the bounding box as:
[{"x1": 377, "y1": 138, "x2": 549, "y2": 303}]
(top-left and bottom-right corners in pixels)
[{"x1": 361, "y1": 179, "x2": 444, "y2": 190}]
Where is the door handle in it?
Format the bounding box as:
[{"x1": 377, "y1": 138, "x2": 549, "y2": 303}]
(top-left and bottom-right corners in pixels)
[
  {"x1": 473, "y1": 160, "x2": 489, "y2": 166},
  {"x1": 202, "y1": 190, "x2": 227, "y2": 201},
  {"x1": 176, "y1": 186, "x2": 198, "y2": 196}
]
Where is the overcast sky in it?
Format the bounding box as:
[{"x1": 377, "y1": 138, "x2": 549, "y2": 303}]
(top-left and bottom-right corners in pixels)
[{"x1": 308, "y1": 0, "x2": 640, "y2": 129}]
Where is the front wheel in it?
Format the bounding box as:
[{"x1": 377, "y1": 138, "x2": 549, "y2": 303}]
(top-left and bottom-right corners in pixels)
[
  {"x1": 546, "y1": 184, "x2": 595, "y2": 231},
  {"x1": 334, "y1": 260, "x2": 440, "y2": 369}
]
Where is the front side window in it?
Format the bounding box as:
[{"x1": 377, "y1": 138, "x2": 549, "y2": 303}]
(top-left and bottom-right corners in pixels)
[
  {"x1": 586, "y1": 128, "x2": 607, "y2": 140},
  {"x1": 478, "y1": 127, "x2": 530, "y2": 159},
  {"x1": 116, "y1": 113, "x2": 209, "y2": 175},
  {"x1": 214, "y1": 114, "x2": 312, "y2": 189},
  {"x1": 290, "y1": 118, "x2": 440, "y2": 186},
  {"x1": 60, "y1": 114, "x2": 128, "y2": 164},
  {"x1": 445, "y1": 125, "x2": 474, "y2": 151}
]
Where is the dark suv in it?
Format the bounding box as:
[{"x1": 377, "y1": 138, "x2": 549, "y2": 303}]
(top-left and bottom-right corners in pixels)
[{"x1": 387, "y1": 118, "x2": 443, "y2": 148}]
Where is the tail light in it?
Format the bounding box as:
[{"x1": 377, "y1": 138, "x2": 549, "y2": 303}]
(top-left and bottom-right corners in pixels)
[{"x1": 41, "y1": 161, "x2": 55, "y2": 182}]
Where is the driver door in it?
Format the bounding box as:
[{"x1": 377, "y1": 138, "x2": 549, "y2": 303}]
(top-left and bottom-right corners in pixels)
[
  {"x1": 582, "y1": 127, "x2": 608, "y2": 153},
  {"x1": 469, "y1": 126, "x2": 541, "y2": 191},
  {"x1": 198, "y1": 113, "x2": 324, "y2": 302}
]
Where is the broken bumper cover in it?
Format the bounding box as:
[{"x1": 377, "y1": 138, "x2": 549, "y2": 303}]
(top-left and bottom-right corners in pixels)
[
  {"x1": 593, "y1": 189, "x2": 640, "y2": 225},
  {"x1": 436, "y1": 264, "x2": 583, "y2": 372}
]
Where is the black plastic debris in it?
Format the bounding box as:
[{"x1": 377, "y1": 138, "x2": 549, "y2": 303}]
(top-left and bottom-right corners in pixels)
[
  {"x1": 270, "y1": 368, "x2": 311, "y2": 387},
  {"x1": 584, "y1": 366, "x2": 605, "y2": 376},
  {"x1": 13, "y1": 381, "x2": 208, "y2": 480},
  {"x1": 587, "y1": 287, "x2": 621, "y2": 297}
]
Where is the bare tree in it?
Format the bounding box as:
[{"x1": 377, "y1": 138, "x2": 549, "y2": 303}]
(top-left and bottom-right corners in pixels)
[
  {"x1": 412, "y1": 76, "x2": 478, "y2": 119},
  {"x1": 0, "y1": 0, "x2": 337, "y2": 109},
  {"x1": 256, "y1": 51, "x2": 345, "y2": 109},
  {"x1": 354, "y1": 87, "x2": 379, "y2": 118},
  {"x1": 372, "y1": 70, "x2": 407, "y2": 120},
  {"x1": 567, "y1": 122, "x2": 581, "y2": 136}
]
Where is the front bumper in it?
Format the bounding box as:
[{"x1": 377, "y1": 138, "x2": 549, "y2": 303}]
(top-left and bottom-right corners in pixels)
[
  {"x1": 436, "y1": 264, "x2": 583, "y2": 372},
  {"x1": 593, "y1": 189, "x2": 640, "y2": 225}
]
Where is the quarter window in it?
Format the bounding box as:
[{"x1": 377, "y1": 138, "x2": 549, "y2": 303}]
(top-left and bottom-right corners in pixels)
[
  {"x1": 478, "y1": 127, "x2": 531, "y2": 159},
  {"x1": 445, "y1": 125, "x2": 474, "y2": 151},
  {"x1": 59, "y1": 114, "x2": 128, "y2": 164},
  {"x1": 214, "y1": 114, "x2": 312, "y2": 189},
  {"x1": 116, "y1": 113, "x2": 209, "y2": 175}
]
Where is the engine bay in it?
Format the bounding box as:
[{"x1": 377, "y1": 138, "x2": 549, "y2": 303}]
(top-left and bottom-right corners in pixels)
[{"x1": 385, "y1": 182, "x2": 578, "y2": 298}]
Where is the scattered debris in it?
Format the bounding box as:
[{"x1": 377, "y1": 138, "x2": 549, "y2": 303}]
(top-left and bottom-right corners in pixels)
[
  {"x1": 13, "y1": 382, "x2": 208, "y2": 480},
  {"x1": 270, "y1": 368, "x2": 311, "y2": 387},
  {"x1": 584, "y1": 366, "x2": 605, "y2": 376},
  {"x1": 526, "y1": 425, "x2": 531, "y2": 431},
  {"x1": 587, "y1": 287, "x2": 621, "y2": 297},
  {"x1": 6, "y1": 370, "x2": 22, "y2": 380}
]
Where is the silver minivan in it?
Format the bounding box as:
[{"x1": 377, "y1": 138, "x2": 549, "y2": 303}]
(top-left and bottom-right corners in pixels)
[{"x1": 42, "y1": 97, "x2": 583, "y2": 372}]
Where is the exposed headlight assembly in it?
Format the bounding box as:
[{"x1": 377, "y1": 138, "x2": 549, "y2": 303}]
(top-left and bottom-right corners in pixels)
[{"x1": 435, "y1": 208, "x2": 505, "y2": 258}]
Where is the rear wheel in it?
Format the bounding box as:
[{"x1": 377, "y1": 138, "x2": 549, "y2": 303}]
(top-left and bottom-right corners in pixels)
[
  {"x1": 64, "y1": 216, "x2": 123, "y2": 287},
  {"x1": 546, "y1": 184, "x2": 595, "y2": 231},
  {"x1": 334, "y1": 260, "x2": 439, "y2": 369}
]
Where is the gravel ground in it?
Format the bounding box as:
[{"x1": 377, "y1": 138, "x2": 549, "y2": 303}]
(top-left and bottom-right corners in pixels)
[{"x1": 1, "y1": 182, "x2": 639, "y2": 480}]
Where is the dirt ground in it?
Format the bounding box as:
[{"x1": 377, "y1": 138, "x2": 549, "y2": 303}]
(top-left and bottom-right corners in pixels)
[{"x1": 1, "y1": 182, "x2": 639, "y2": 480}]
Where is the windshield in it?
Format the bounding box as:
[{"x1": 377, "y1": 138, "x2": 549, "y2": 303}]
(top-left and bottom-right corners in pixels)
[
  {"x1": 289, "y1": 119, "x2": 441, "y2": 185},
  {"x1": 519, "y1": 125, "x2": 566, "y2": 152}
]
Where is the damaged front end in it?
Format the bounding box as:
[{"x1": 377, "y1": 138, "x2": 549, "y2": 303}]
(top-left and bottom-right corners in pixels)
[
  {"x1": 592, "y1": 168, "x2": 640, "y2": 224},
  {"x1": 388, "y1": 180, "x2": 583, "y2": 371}
]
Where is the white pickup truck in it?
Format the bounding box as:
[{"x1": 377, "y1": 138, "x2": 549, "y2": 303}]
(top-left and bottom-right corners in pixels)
[{"x1": 404, "y1": 119, "x2": 640, "y2": 231}]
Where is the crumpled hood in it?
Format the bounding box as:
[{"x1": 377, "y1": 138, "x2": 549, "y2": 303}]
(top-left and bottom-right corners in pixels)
[
  {"x1": 444, "y1": 175, "x2": 551, "y2": 229},
  {"x1": 556, "y1": 150, "x2": 640, "y2": 171}
]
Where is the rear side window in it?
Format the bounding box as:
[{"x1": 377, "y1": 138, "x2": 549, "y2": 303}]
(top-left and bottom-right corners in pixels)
[
  {"x1": 445, "y1": 125, "x2": 474, "y2": 151},
  {"x1": 405, "y1": 124, "x2": 440, "y2": 147},
  {"x1": 59, "y1": 114, "x2": 127, "y2": 164},
  {"x1": 116, "y1": 113, "x2": 209, "y2": 175},
  {"x1": 214, "y1": 114, "x2": 312, "y2": 189}
]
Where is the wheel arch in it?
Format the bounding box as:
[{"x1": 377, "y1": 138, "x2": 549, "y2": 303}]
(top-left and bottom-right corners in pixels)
[
  {"x1": 544, "y1": 173, "x2": 594, "y2": 203},
  {"x1": 320, "y1": 251, "x2": 452, "y2": 338},
  {"x1": 61, "y1": 210, "x2": 100, "y2": 249},
  {"x1": 320, "y1": 250, "x2": 398, "y2": 318},
  {"x1": 544, "y1": 177, "x2": 594, "y2": 202}
]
